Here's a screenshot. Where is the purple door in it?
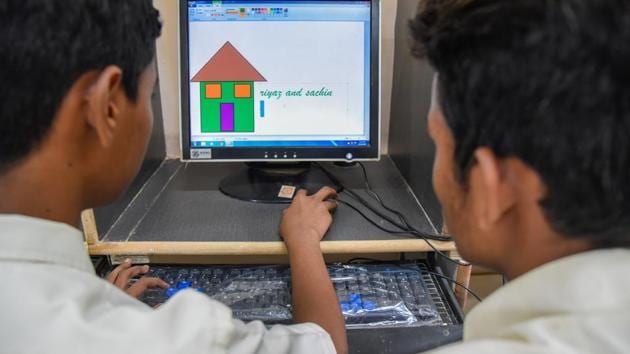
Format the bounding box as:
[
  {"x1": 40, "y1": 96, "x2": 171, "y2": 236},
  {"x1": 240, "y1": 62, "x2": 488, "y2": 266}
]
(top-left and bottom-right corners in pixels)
[{"x1": 220, "y1": 103, "x2": 235, "y2": 132}]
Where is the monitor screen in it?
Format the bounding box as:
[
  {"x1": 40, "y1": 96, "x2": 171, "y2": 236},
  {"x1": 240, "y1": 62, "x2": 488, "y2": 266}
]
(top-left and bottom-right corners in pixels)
[{"x1": 180, "y1": 0, "x2": 380, "y2": 161}]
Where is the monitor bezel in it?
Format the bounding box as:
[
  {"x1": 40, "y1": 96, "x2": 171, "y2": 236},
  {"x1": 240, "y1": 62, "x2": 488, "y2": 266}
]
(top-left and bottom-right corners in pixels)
[{"x1": 179, "y1": 0, "x2": 381, "y2": 162}]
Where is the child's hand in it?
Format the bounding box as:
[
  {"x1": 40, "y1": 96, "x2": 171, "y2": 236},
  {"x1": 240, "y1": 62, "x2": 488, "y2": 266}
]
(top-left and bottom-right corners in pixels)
[
  {"x1": 106, "y1": 260, "x2": 169, "y2": 298},
  {"x1": 280, "y1": 187, "x2": 338, "y2": 250}
]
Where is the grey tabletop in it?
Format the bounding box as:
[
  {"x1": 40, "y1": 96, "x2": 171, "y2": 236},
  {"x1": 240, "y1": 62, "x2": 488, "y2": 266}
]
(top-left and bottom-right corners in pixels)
[{"x1": 102, "y1": 156, "x2": 438, "y2": 243}]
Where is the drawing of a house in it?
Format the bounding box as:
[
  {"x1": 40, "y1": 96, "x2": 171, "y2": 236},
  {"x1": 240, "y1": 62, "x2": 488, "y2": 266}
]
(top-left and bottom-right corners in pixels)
[{"x1": 192, "y1": 41, "x2": 267, "y2": 133}]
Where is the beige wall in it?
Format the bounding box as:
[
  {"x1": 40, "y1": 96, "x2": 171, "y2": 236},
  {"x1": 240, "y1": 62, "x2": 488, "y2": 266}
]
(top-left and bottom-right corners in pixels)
[
  {"x1": 154, "y1": 0, "x2": 398, "y2": 158},
  {"x1": 381, "y1": 0, "x2": 397, "y2": 155},
  {"x1": 154, "y1": 0, "x2": 179, "y2": 158}
]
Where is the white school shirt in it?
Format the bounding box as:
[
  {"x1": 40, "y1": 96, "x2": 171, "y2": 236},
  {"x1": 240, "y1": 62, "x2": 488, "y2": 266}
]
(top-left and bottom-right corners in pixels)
[
  {"x1": 0, "y1": 215, "x2": 336, "y2": 354},
  {"x1": 427, "y1": 248, "x2": 630, "y2": 354}
]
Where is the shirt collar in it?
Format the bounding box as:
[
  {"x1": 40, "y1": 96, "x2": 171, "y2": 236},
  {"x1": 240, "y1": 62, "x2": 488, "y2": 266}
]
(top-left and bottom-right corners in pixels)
[
  {"x1": 464, "y1": 248, "x2": 630, "y2": 340},
  {"x1": 0, "y1": 214, "x2": 95, "y2": 274}
]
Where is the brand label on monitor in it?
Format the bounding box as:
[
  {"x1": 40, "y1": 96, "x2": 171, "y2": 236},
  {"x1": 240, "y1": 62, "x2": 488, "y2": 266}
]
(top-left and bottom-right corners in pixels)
[{"x1": 191, "y1": 149, "x2": 212, "y2": 160}]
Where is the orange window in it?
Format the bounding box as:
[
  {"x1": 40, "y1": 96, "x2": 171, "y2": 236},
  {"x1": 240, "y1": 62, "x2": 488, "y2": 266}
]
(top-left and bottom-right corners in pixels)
[
  {"x1": 205, "y1": 83, "x2": 221, "y2": 99},
  {"x1": 234, "y1": 84, "x2": 251, "y2": 98}
]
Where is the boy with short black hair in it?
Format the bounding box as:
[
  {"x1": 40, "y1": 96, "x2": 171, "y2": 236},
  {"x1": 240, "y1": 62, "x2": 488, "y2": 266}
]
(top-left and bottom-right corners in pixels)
[
  {"x1": 410, "y1": 0, "x2": 630, "y2": 352},
  {"x1": 0, "y1": 1, "x2": 346, "y2": 353}
]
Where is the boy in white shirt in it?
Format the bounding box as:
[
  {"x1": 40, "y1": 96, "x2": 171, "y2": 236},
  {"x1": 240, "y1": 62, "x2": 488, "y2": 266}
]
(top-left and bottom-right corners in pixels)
[
  {"x1": 0, "y1": 1, "x2": 346, "y2": 353},
  {"x1": 407, "y1": 0, "x2": 630, "y2": 352}
]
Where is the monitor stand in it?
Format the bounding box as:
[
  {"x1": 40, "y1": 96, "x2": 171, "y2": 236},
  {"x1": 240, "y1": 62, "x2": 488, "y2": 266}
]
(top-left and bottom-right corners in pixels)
[{"x1": 219, "y1": 162, "x2": 342, "y2": 204}]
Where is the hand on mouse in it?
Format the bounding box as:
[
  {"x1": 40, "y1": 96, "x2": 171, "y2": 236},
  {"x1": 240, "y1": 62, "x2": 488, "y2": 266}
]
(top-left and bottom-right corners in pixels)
[
  {"x1": 279, "y1": 187, "x2": 347, "y2": 354},
  {"x1": 107, "y1": 259, "x2": 169, "y2": 299},
  {"x1": 280, "y1": 186, "x2": 338, "y2": 250}
]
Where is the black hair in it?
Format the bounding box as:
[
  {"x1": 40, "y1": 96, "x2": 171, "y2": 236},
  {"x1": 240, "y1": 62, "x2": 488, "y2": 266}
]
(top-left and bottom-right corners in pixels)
[
  {"x1": 0, "y1": 0, "x2": 162, "y2": 172},
  {"x1": 411, "y1": 0, "x2": 630, "y2": 247}
]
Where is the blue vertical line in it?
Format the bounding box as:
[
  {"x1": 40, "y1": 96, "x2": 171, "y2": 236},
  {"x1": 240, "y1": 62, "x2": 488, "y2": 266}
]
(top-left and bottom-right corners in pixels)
[{"x1": 260, "y1": 100, "x2": 265, "y2": 118}]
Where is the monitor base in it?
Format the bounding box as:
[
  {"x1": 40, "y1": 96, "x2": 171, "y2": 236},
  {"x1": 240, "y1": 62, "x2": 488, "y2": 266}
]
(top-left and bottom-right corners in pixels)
[{"x1": 219, "y1": 163, "x2": 343, "y2": 204}]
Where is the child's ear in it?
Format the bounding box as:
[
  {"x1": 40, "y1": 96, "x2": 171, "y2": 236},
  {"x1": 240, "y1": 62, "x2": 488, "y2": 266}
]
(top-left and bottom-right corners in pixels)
[
  {"x1": 472, "y1": 147, "x2": 517, "y2": 230},
  {"x1": 84, "y1": 66, "x2": 124, "y2": 148}
]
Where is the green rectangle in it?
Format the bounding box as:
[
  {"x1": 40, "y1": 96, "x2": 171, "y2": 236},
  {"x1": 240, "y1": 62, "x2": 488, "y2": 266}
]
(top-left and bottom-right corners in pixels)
[{"x1": 200, "y1": 81, "x2": 254, "y2": 133}]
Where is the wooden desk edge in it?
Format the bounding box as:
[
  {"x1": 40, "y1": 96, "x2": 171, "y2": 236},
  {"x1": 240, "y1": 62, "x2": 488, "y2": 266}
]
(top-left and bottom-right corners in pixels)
[{"x1": 88, "y1": 240, "x2": 457, "y2": 256}]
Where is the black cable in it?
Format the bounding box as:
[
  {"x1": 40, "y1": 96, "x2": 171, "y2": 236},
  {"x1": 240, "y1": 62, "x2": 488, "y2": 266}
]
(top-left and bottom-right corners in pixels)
[
  {"x1": 337, "y1": 198, "x2": 449, "y2": 241},
  {"x1": 315, "y1": 162, "x2": 468, "y2": 267},
  {"x1": 317, "y1": 162, "x2": 452, "y2": 242},
  {"x1": 338, "y1": 198, "x2": 467, "y2": 267},
  {"x1": 343, "y1": 188, "x2": 451, "y2": 240},
  {"x1": 424, "y1": 270, "x2": 482, "y2": 303},
  {"x1": 344, "y1": 189, "x2": 451, "y2": 241},
  {"x1": 358, "y1": 162, "x2": 409, "y2": 226},
  {"x1": 337, "y1": 199, "x2": 414, "y2": 235},
  {"x1": 343, "y1": 193, "x2": 466, "y2": 266}
]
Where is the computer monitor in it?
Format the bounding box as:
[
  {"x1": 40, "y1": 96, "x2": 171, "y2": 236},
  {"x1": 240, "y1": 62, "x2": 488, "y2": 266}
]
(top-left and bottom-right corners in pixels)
[{"x1": 179, "y1": 0, "x2": 380, "y2": 202}]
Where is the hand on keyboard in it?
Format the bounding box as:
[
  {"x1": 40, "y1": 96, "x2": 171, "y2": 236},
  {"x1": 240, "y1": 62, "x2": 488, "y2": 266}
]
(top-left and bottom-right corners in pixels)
[
  {"x1": 107, "y1": 259, "x2": 170, "y2": 299},
  {"x1": 136, "y1": 263, "x2": 442, "y2": 327}
]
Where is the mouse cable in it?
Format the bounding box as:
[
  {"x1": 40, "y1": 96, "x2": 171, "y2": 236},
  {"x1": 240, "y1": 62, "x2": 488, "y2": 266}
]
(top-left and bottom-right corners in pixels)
[
  {"x1": 339, "y1": 191, "x2": 451, "y2": 243},
  {"x1": 314, "y1": 162, "x2": 452, "y2": 242},
  {"x1": 337, "y1": 198, "x2": 468, "y2": 267},
  {"x1": 342, "y1": 187, "x2": 451, "y2": 241},
  {"x1": 357, "y1": 162, "x2": 412, "y2": 228},
  {"x1": 337, "y1": 199, "x2": 424, "y2": 236},
  {"x1": 314, "y1": 163, "x2": 469, "y2": 267},
  {"x1": 339, "y1": 191, "x2": 469, "y2": 266},
  {"x1": 356, "y1": 162, "x2": 456, "y2": 243}
]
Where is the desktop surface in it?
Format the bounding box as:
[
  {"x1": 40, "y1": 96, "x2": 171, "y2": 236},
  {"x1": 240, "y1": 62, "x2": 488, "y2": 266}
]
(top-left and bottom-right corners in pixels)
[{"x1": 99, "y1": 157, "x2": 439, "y2": 244}]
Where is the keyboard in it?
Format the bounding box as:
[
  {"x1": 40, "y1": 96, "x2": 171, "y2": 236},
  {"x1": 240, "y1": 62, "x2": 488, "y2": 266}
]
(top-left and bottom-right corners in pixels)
[{"x1": 133, "y1": 263, "x2": 444, "y2": 327}]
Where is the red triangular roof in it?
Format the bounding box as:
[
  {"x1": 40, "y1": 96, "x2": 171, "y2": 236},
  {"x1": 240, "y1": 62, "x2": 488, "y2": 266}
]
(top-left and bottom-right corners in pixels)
[{"x1": 191, "y1": 41, "x2": 266, "y2": 82}]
